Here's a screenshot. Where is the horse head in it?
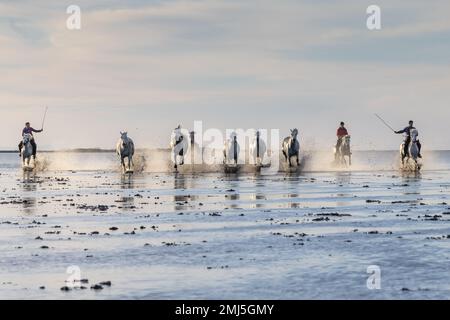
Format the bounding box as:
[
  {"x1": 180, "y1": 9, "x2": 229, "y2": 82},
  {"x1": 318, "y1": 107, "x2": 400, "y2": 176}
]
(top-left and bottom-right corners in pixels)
[
  {"x1": 23, "y1": 133, "x2": 32, "y2": 145},
  {"x1": 171, "y1": 126, "x2": 187, "y2": 148},
  {"x1": 120, "y1": 131, "x2": 129, "y2": 145},
  {"x1": 290, "y1": 128, "x2": 298, "y2": 140},
  {"x1": 230, "y1": 131, "x2": 237, "y2": 141},
  {"x1": 410, "y1": 129, "x2": 418, "y2": 142},
  {"x1": 174, "y1": 128, "x2": 183, "y2": 143},
  {"x1": 120, "y1": 131, "x2": 128, "y2": 139},
  {"x1": 345, "y1": 135, "x2": 351, "y2": 144}
]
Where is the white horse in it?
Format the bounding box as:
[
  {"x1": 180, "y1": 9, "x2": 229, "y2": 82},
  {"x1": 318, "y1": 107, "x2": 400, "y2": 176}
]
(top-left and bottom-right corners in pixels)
[
  {"x1": 223, "y1": 132, "x2": 240, "y2": 165},
  {"x1": 400, "y1": 129, "x2": 421, "y2": 171},
  {"x1": 170, "y1": 125, "x2": 189, "y2": 170},
  {"x1": 116, "y1": 131, "x2": 135, "y2": 173},
  {"x1": 249, "y1": 130, "x2": 267, "y2": 166},
  {"x1": 282, "y1": 129, "x2": 300, "y2": 167},
  {"x1": 21, "y1": 133, "x2": 34, "y2": 168},
  {"x1": 334, "y1": 135, "x2": 352, "y2": 166}
]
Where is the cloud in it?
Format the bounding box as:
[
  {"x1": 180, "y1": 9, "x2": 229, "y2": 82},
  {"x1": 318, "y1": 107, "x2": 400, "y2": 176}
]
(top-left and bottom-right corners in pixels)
[{"x1": 1, "y1": 0, "x2": 450, "y2": 150}]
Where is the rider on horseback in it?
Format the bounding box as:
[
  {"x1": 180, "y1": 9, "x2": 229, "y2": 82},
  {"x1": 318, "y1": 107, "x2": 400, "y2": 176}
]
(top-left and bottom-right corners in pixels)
[
  {"x1": 395, "y1": 120, "x2": 422, "y2": 158},
  {"x1": 18, "y1": 122, "x2": 43, "y2": 159},
  {"x1": 335, "y1": 122, "x2": 348, "y2": 159}
]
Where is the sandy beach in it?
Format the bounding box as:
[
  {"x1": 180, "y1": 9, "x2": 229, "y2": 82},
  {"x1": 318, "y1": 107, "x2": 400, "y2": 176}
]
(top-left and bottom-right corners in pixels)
[{"x1": 0, "y1": 151, "x2": 449, "y2": 299}]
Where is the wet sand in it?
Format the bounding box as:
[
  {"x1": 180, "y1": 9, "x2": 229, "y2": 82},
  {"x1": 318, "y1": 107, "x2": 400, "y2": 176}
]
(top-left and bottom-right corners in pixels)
[{"x1": 1, "y1": 163, "x2": 450, "y2": 299}]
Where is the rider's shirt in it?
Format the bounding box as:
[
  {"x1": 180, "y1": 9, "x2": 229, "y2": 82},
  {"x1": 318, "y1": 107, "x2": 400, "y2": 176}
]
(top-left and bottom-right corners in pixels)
[
  {"x1": 397, "y1": 126, "x2": 416, "y2": 137},
  {"x1": 22, "y1": 127, "x2": 41, "y2": 136},
  {"x1": 337, "y1": 127, "x2": 348, "y2": 137}
]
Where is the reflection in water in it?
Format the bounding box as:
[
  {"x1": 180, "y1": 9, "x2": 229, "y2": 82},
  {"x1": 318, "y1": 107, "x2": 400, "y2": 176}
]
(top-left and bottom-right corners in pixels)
[
  {"x1": 334, "y1": 172, "x2": 352, "y2": 207},
  {"x1": 120, "y1": 174, "x2": 135, "y2": 189},
  {"x1": 223, "y1": 176, "x2": 240, "y2": 209},
  {"x1": 250, "y1": 177, "x2": 266, "y2": 209},
  {"x1": 173, "y1": 173, "x2": 188, "y2": 211},
  {"x1": 119, "y1": 174, "x2": 135, "y2": 210},
  {"x1": 172, "y1": 174, "x2": 200, "y2": 211},
  {"x1": 335, "y1": 172, "x2": 351, "y2": 186},
  {"x1": 21, "y1": 174, "x2": 38, "y2": 215},
  {"x1": 401, "y1": 171, "x2": 422, "y2": 196},
  {"x1": 401, "y1": 171, "x2": 422, "y2": 182},
  {"x1": 228, "y1": 192, "x2": 240, "y2": 209},
  {"x1": 285, "y1": 176, "x2": 301, "y2": 208}
]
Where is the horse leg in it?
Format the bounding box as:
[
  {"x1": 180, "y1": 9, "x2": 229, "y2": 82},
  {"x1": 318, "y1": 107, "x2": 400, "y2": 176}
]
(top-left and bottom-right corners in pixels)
[
  {"x1": 173, "y1": 152, "x2": 178, "y2": 169},
  {"x1": 296, "y1": 152, "x2": 300, "y2": 166},
  {"x1": 416, "y1": 159, "x2": 421, "y2": 171},
  {"x1": 121, "y1": 157, "x2": 126, "y2": 173},
  {"x1": 349, "y1": 155, "x2": 352, "y2": 166},
  {"x1": 403, "y1": 155, "x2": 409, "y2": 169}
]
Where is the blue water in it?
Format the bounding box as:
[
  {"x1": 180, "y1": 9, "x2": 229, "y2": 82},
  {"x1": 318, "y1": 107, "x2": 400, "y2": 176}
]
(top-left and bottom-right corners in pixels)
[{"x1": 1, "y1": 150, "x2": 450, "y2": 299}]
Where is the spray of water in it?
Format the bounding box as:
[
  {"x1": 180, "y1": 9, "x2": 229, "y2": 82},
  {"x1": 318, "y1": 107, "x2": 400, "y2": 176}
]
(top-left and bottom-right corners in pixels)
[{"x1": 24, "y1": 149, "x2": 449, "y2": 174}]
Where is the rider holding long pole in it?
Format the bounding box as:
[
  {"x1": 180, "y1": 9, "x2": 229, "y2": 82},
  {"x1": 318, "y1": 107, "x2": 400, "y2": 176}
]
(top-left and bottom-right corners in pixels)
[
  {"x1": 18, "y1": 122, "x2": 43, "y2": 160},
  {"x1": 394, "y1": 120, "x2": 422, "y2": 158},
  {"x1": 18, "y1": 108, "x2": 47, "y2": 160}
]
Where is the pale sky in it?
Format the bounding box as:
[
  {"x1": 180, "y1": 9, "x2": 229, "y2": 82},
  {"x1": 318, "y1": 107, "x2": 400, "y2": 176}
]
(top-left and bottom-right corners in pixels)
[{"x1": 1, "y1": 0, "x2": 450, "y2": 150}]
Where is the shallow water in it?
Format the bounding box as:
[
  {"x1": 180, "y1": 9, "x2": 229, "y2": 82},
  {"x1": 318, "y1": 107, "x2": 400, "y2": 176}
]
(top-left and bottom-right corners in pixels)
[{"x1": 1, "y1": 151, "x2": 450, "y2": 299}]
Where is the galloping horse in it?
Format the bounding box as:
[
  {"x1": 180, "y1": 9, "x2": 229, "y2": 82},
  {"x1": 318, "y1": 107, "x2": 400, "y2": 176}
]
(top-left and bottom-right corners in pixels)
[
  {"x1": 170, "y1": 125, "x2": 189, "y2": 170},
  {"x1": 282, "y1": 129, "x2": 300, "y2": 167},
  {"x1": 400, "y1": 129, "x2": 421, "y2": 171},
  {"x1": 334, "y1": 135, "x2": 352, "y2": 166},
  {"x1": 21, "y1": 133, "x2": 34, "y2": 168},
  {"x1": 223, "y1": 132, "x2": 240, "y2": 165},
  {"x1": 249, "y1": 130, "x2": 266, "y2": 166},
  {"x1": 116, "y1": 131, "x2": 135, "y2": 173}
]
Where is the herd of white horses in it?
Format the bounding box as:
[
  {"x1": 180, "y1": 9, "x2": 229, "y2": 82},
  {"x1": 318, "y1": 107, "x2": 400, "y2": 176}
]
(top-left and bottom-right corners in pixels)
[{"x1": 20, "y1": 127, "x2": 422, "y2": 173}]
